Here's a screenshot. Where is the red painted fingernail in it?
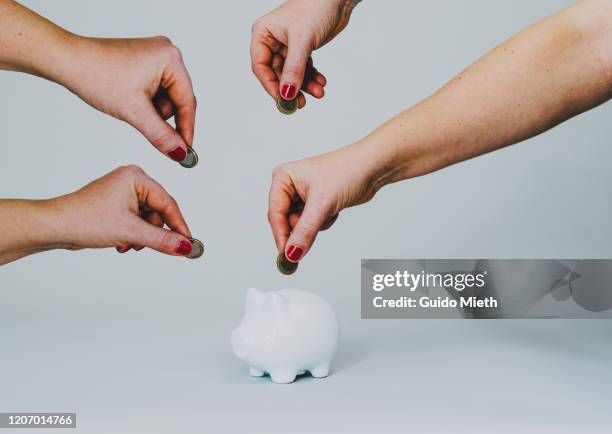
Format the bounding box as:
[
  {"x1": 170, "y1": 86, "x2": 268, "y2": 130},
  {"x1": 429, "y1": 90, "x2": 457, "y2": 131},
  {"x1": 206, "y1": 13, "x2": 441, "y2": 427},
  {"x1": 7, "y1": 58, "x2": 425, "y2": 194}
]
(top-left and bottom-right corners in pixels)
[
  {"x1": 176, "y1": 239, "x2": 192, "y2": 256},
  {"x1": 286, "y1": 245, "x2": 303, "y2": 262},
  {"x1": 280, "y1": 84, "x2": 297, "y2": 100},
  {"x1": 117, "y1": 246, "x2": 131, "y2": 253},
  {"x1": 168, "y1": 146, "x2": 187, "y2": 162}
]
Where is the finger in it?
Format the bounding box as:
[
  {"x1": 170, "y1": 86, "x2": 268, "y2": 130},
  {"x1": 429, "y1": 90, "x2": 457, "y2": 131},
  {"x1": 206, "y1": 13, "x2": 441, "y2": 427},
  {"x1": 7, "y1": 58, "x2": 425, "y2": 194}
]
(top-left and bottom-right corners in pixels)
[
  {"x1": 153, "y1": 92, "x2": 175, "y2": 120},
  {"x1": 279, "y1": 36, "x2": 312, "y2": 100},
  {"x1": 251, "y1": 29, "x2": 280, "y2": 99},
  {"x1": 271, "y1": 53, "x2": 284, "y2": 83},
  {"x1": 129, "y1": 218, "x2": 193, "y2": 257},
  {"x1": 302, "y1": 65, "x2": 325, "y2": 98},
  {"x1": 320, "y1": 213, "x2": 339, "y2": 231},
  {"x1": 285, "y1": 197, "x2": 332, "y2": 262},
  {"x1": 312, "y1": 71, "x2": 327, "y2": 87},
  {"x1": 288, "y1": 212, "x2": 300, "y2": 229},
  {"x1": 303, "y1": 64, "x2": 326, "y2": 87},
  {"x1": 132, "y1": 211, "x2": 164, "y2": 252},
  {"x1": 128, "y1": 100, "x2": 189, "y2": 163},
  {"x1": 144, "y1": 211, "x2": 164, "y2": 228},
  {"x1": 162, "y1": 61, "x2": 197, "y2": 147},
  {"x1": 116, "y1": 246, "x2": 131, "y2": 253},
  {"x1": 268, "y1": 175, "x2": 293, "y2": 254},
  {"x1": 297, "y1": 91, "x2": 306, "y2": 109},
  {"x1": 303, "y1": 81, "x2": 325, "y2": 99},
  {"x1": 135, "y1": 173, "x2": 191, "y2": 238}
]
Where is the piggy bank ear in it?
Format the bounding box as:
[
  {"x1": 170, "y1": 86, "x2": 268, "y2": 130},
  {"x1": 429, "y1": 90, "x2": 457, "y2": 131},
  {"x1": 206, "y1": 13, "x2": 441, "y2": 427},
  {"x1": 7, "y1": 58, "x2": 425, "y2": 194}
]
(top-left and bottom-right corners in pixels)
[
  {"x1": 267, "y1": 292, "x2": 288, "y2": 313},
  {"x1": 245, "y1": 288, "x2": 266, "y2": 312}
]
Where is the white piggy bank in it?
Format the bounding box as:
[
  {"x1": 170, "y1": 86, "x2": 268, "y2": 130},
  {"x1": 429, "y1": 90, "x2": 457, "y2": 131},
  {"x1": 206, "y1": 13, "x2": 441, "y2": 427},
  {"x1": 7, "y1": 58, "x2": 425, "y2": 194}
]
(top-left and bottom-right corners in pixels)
[{"x1": 231, "y1": 288, "x2": 340, "y2": 384}]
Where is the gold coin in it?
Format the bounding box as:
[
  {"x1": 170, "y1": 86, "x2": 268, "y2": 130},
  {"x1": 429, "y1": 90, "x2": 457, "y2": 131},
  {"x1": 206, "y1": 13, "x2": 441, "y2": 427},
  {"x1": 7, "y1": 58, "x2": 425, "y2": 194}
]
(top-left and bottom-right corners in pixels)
[
  {"x1": 187, "y1": 238, "x2": 205, "y2": 259},
  {"x1": 276, "y1": 252, "x2": 298, "y2": 275},
  {"x1": 180, "y1": 147, "x2": 199, "y2": 169},
  {"x1": 275, "y1": 95, "x2": 298, "y2": 115}
]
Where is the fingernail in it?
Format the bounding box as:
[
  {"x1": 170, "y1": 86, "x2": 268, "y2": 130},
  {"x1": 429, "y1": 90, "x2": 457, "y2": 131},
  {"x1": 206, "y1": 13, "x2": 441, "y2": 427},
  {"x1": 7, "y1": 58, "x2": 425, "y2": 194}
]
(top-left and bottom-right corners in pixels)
[
  {"x1": 168, "y1": 146, "x2": 187, "y2": 162},
  {"x1": 280, "y1": 84, "x2": 298, "y2": 100},
  {"x1": 117, "y1": 246, "x2": 131, "y2": 253},
  {"x1": 286, "y1": 245, "x2": 303, "y2": 262},
  {"x1": 134, "y1": 246, "x2": 144, "y2": 251},
  {"x1": 176, "y1": 239, "x2": 192, "y2": 256}
]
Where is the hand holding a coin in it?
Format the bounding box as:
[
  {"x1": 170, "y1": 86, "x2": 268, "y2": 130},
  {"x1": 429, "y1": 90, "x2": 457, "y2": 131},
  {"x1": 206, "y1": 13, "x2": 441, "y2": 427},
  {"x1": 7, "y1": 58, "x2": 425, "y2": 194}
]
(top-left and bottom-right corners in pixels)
[
  {"x1": 251, "y1": 0, "x2": 360, "y2": 110},
  {"x1": 0, "y1": 1, "x2": 197, "y2": 166},
  {"x1": 54, "y1": 165, "x2": 199, "y2": 256},
  {"x1": 56, "y1": 36, "x2": 198, "y2": 166},
  {"x1": 0, "y1": 165, "x2": 200, "y2": 265},
  {"x1": 268, "y1": 143, "x2": 380, "y2": 263}
]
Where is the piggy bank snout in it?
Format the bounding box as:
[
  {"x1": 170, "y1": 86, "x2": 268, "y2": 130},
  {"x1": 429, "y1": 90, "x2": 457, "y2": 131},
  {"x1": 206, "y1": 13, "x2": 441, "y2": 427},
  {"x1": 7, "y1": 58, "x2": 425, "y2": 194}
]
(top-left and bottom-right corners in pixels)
[{"x1": 231, "y1": 329, "x2": 249, "y2": 359}]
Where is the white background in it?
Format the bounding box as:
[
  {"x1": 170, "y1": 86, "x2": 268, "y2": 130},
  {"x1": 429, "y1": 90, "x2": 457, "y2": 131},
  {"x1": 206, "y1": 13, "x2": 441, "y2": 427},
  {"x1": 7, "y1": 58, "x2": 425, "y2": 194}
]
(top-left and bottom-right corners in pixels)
[{"x1": 1, "y1": 1, "x2": 611, "y2": 433}]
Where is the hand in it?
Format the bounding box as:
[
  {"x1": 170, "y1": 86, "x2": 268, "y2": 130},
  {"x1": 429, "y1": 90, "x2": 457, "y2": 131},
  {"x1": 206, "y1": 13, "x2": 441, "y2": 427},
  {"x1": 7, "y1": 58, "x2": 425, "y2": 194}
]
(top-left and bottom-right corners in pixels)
[
  {"x1": 60, "y1": 36, "x2": 197, "y2": 163},
  {"x1": 268, "y1": 142, "x2": 381, "y2": 262},
  {"x1": 251, "y1": 0, "x2": 359, "y2": 108},
  {"x1": 49, "y1": 165, "x2": 196, "y2": 256}
]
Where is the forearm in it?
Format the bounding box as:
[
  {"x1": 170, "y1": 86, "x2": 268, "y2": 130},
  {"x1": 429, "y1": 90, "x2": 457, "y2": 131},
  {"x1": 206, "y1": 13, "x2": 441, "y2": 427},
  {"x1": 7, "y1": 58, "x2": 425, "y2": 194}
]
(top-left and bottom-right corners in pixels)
[
  {"x1": 0, "y1": 199, "x2": 68, "y2": 265},
  {"x1": 362, "y1": 0, "x2": 612, "y2": 188},
  {"x1": 0, "y1": 0, "x2": 78, "y2": 82}
]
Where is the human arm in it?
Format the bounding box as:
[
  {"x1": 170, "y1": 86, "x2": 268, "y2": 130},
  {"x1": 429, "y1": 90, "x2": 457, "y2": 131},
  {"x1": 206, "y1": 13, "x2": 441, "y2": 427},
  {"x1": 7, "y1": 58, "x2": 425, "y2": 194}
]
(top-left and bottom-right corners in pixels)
[
  {"x1": 251, "y1": 0, "x2": 361, "y2": 108},
  {"x1": 0, "y1": 165, "x2": 197, "y2": 266},
  {"x1": 0, "y1": 0, "x2": 197, "y2": 163},
  {"x1": 268, "y1": 0, "x2": 612, "y2": 261}
]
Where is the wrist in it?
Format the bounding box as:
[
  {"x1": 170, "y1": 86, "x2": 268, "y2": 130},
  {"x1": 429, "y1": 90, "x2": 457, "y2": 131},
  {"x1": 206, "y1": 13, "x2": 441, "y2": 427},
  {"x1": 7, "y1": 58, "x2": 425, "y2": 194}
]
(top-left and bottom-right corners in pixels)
[
  {"x1": 0, "y1": 198, "x2": 72, "y2": 265},
  {"x1": 353, "y1": 130, "x2": 436, "y2": 193},
  {"x1": 36, "y1": 33, "x2": 87, "y2": 88},
  {"x1": 29, "y1": 197, "x2": 78, "y2": 251},
  {"x1": 10, "y1": 18, "x2": 81, "y2": 85}
]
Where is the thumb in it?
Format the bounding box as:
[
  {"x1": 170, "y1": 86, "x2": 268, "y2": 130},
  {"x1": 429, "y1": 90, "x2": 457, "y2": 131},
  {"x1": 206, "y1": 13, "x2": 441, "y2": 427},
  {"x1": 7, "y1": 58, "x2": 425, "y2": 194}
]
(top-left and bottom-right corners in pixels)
[
  {"x1": 284, "y1": 198, "x2": 331, "y2": 262},
  {"x1": 130, "y1": 219, "x2": 193, "y2": 257},
  {"x1": 279, "y1": 37, "x2": 312, "y2": 100},
  {"x1": 129, "y1": 100, "x2": 189, "y2": 163}
]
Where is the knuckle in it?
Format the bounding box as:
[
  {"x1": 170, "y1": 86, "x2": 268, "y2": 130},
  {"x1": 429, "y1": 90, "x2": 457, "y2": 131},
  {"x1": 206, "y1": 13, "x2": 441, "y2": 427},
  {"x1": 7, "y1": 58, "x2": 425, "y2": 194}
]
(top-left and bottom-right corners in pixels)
[
  {"x1": 154, "y1": 35, "x2": 172, "y2": 44},
  {"x1": 166, "y1": 45, "x2": 184, "y2": 62},
  {"x1": 295, "y1": 223, "x2": 317, "y2": 241},
  {"x1": 272, "y1": 164, "x2": 288, "y2": 178},
  {"x1": 157, "y1": 230, "x2": 176, "y2": 252},
  {"x1": 282, "y1": 64, "x2": 304, "y2": 76},
  {"x1": 251, "y1": 19, "x2": 264, "y2": 34},
  {"x1": 164, "y1": 196, "x2": 179, "y2": 212},
  {"x1": 150, "y1": 128, "x2": 176, "y2": 149},
  {"x1": 118, "y1": 164, "x2": 144, "y2": 178},
  {"x1": 318, "y1": 194, "x2": 335, "y2": 211}
]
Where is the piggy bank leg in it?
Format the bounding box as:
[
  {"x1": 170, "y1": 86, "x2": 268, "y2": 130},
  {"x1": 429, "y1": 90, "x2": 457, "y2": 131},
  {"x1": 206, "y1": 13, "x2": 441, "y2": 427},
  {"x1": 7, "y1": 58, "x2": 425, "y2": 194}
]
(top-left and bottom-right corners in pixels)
[
  {"x1": 270, "y1": 370, "x2": 297, "y2": 384},
  {"x1": 310, "y1": 364, "x2": 330, "y2": 378},
  {"x1": 249, "y1": 367, "x2": 264, "y2": 377}
]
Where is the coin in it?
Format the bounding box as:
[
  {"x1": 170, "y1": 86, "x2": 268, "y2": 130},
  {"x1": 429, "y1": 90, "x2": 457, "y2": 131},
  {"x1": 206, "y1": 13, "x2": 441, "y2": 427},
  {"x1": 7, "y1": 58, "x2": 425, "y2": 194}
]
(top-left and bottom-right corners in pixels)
[
  {"x1": 276, "y1": 252, "x2": 298, "y2": 275},
  {"x1": 180, "y1": 146, "x2": 199, "y2": 169},
  {"x1": 187, "y1": 238, "x2": 205, "y2": 259},
  {"x1": 275, "y1": 95, "x2": 298, "y2": 115}
]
